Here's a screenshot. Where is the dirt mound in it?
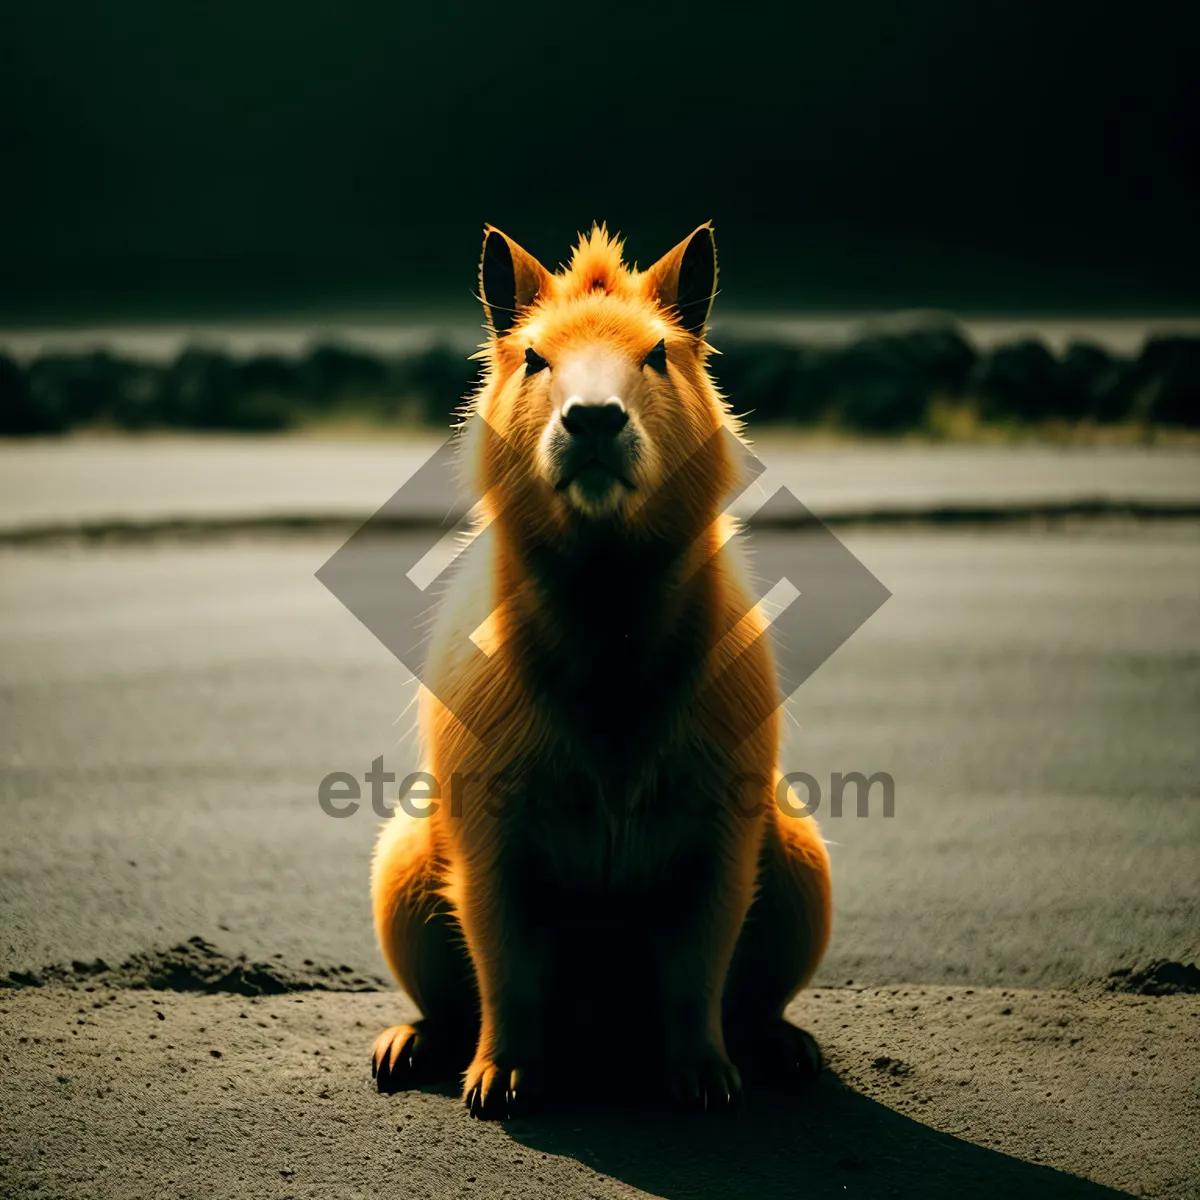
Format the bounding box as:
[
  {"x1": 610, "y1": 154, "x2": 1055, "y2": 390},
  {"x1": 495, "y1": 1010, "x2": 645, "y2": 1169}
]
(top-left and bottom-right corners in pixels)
[
  {"x1": 1107, "y1": 959, "x2": 1200, "y2": 996},
  {"x1": 2, "y1": 936, "x2": 384, "y2": 995}
]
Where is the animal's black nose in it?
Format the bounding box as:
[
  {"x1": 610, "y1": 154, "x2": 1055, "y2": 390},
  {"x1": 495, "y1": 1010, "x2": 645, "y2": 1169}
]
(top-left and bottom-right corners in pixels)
[{"x1": 561, "y1": 399, "x2": 629, "y2": 439}]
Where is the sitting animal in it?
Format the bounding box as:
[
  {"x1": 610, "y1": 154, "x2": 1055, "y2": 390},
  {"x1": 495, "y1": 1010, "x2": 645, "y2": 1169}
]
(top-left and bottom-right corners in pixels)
[{"x1": 371, "y1": 222, "x2": 832, "y2": 1118}]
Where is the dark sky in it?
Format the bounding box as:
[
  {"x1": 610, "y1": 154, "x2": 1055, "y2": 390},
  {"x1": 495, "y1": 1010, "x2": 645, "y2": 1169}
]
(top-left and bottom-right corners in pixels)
[{"x1": 3, "y1": 0, "x2": 1198, "y2": 319}]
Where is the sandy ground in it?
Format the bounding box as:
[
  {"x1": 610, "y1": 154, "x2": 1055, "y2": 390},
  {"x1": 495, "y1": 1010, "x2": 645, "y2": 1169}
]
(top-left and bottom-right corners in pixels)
[
  {"x1": 2, "y1": 969, "x2": 1197, "y2": 1199},
  {"x1": 2, "y1": 441, "x2": 1198, "y2": 1197},
  {"x1": 3, "y1": 529, "x2": 1197, "y2": 988}
]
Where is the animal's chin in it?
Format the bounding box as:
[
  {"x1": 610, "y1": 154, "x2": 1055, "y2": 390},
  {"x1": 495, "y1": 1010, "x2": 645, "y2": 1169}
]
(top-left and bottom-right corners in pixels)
[{"x1": 557, "y1": 462, "x2": 633, "y2": 517}]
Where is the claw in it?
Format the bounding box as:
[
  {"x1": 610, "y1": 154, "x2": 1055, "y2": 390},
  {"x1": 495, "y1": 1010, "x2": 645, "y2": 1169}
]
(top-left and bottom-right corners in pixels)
[
  {"x1": 373, "y1": 1022, "x2": 470, "y2": 1094},
  {"x1": 463, "y1": 1059, "x2": 543, "y2": 1120},
  {"x1": 669, "y1": 1051, "x2": 744, "y2": 1115}
]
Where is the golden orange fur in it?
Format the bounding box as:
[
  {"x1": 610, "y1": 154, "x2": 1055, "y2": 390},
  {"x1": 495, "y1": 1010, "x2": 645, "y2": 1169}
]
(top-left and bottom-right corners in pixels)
[{"x1": 370, "y1": 223, "x2": 831, "y2": 1118}]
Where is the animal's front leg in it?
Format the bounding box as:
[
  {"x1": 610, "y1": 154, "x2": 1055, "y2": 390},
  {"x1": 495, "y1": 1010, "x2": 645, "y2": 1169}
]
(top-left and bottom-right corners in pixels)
[
  {"x1": 454, "y1": 864, "x2": 550, "y2": 1119},
  {"x1": 654, "y1": 825, "x2": 761, "y2": 1113}
]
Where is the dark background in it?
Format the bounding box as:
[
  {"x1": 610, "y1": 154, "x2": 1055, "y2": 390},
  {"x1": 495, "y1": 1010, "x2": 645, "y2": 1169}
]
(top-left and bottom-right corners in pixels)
[{"x1": 3, "y1": 0, "x2": 1198, "y2": 321}]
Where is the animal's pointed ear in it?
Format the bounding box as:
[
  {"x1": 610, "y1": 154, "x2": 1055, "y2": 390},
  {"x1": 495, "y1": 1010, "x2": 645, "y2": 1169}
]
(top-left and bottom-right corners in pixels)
[
  {"x1": 479, "y1": 227, "x2": 551, "y2": 336},
  {"x1": 643, "y1": 223, "x2": 718, "y2": 336}
]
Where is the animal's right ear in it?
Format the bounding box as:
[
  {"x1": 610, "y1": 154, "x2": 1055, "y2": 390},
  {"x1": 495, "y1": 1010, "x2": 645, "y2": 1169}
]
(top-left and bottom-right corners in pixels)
[
  {"x1": 643, "y1": 223, "x2": 718, "y2": 336},
  {"x1": 479, "y1": 227, "x2": 552, "y2": 336}
]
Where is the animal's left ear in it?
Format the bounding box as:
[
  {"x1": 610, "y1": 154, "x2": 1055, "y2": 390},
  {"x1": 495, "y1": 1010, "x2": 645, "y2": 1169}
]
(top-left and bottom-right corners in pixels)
[
  {"x1": 643, "y1": 223, "x2": 718, "y2": 336},
  {"x1": 479, "y1": 226, "x2": 552, "y2": 336}
]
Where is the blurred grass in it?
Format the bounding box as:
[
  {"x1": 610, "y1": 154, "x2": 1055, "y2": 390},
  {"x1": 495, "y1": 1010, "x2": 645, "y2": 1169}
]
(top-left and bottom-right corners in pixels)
[{"x1": 2, "y1": 323, "x2": 1198, "y2": 440}]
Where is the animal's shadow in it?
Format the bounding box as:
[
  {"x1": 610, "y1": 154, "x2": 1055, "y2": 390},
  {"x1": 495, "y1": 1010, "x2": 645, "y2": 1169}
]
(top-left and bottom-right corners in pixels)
[{"x1": 491, "y1": 1068, "x2": 1126, "y2": 1200}]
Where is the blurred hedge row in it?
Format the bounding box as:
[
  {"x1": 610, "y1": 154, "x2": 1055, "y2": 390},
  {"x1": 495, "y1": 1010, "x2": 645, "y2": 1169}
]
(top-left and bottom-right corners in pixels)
[
  {"x1": 0, "y1": 343, "x2": 478, "y2": 435},
  {"x1": 2, "y1": 327, "x2": 1198, "y2": 435},
  {"x1": 711, "y1": 329, "x2": 1200, "y2": 430}
]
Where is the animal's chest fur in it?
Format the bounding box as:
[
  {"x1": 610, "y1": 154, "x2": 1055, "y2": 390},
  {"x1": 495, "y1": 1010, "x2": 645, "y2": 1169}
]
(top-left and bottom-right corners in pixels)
[
  {"x1": 514, "y1": 541, "x2": 712, "y2": 772},
  {"x1": 487, "y1": 537, "x2": 738, "y2": 925},
  {"x1": 519, "y1": 756, "x2": 703, "y2": 880},
  {"x1": 491, "y1": 726, "x2": 732, "y2": 959}
]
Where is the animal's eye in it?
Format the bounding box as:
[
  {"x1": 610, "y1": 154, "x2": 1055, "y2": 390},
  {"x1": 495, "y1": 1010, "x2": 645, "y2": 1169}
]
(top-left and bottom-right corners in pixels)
[
  {"x1": 643, "y1": 339, "x2": 668, "y2": 373},
  {"x1": 524, "y1": 346, "x2": 549, "y2": 374}
]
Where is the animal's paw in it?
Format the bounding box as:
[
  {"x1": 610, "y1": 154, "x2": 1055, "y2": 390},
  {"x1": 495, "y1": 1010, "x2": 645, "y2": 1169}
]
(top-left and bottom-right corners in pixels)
[
  {"x1": 462, "y1": 1055, "x2": 544, "y2": 1120},
  {"x1": 667, "y1": 1047, "x2": 743, "y2": 1114},
  {"x1": 372, "y1": 1021, "x2": 462, "y2": 1093},
  {"x1": 729, "y1": 1017, "x2": 825, "y2": 1083}
]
